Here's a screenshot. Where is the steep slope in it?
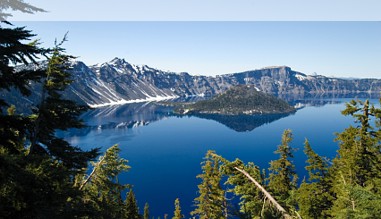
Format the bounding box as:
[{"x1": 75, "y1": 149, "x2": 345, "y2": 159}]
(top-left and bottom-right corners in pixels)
[
  {"x1": 65, "y1": 58, "x2": 230, "y2": 107},
  {"x1": 64, "y1": 59, "x2": 380, "y2": 107},
  {"x1": 4, "y1": 58, "x2": 381, "y2": 110}
]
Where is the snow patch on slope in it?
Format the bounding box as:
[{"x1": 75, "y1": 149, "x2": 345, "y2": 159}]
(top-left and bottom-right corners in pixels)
[{"x1": 295, "y1": 73, "x2": 307, "y2": 81}]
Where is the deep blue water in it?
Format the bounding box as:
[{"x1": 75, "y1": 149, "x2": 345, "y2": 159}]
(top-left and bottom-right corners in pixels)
[{"x1": 58, "y1": 98, "x2": 379, "y2": 218}]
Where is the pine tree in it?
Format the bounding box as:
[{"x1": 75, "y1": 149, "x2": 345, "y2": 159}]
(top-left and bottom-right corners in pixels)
[
  {"x1": 172, "y1": 198, "x2": 184, "y2": 219},
  {"x1": 0, "y1": 21, "x2": 100, "y2": 217},
  {"x1": 267, "y1": 129, "x2": 298, "y2": 212},
  {"x1": 80, "y1": 144, "x2": 130, "y2": 218},
  {"x1": 0, "y1": 22, "x2": 45, "y2": 154},
  {"x1": 125, "y1": 189, "x2": 140, "y2": 219},
  {"x1": 334, "y1": 99, "x2": 381, "y2": 186},
  {"x1": 191, "y1": 150, "x2": 226, "y2": 219},
  {"x1": 214, "y1": 151, "x2": 293, "y2": 218},
  {"x1": 144, "y1": 202, "x2": 150, "y2": 219},
  {"x1": 329, "y1": 99, "x2": 381, "y2": 217},
  {"x1": 1, "y1": 6, "x2": 133, "y2": 218},
  {"x1": 224, "y1": 158, "x2": 264, "y2": 218},
  {"x1": 26, "y1": 37, "x2": 99, "y2": 171},
  {"x1": 296, "y1": 139, "x2": 333, "y2": 218}
]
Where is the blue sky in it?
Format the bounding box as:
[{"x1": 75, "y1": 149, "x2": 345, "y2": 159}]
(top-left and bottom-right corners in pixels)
[
  {"x1": 13, "y1": 21, "x2": 381, "y2": 78},
  {"x1": 8, "y1": 0, "x2": 381, "y2": 21},
  {"x1": 6, "y1": 1, "x2": 381, "y2": 78}
]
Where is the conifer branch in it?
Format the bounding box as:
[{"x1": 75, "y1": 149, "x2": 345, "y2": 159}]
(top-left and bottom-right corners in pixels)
[
  {"x1": 234, "y1": 167, "x2": 292, "y2": 219},
  {"x1": 260, "y1": 197, "x2": 267, "y2": 218},
  {"x1": 79, "y1": 155, "x2": 106, "y2": 190}
]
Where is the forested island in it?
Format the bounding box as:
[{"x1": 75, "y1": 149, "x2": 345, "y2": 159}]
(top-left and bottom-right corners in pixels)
[{"x1": 175, "y1": 85, "x2": 296, "y2": 115}]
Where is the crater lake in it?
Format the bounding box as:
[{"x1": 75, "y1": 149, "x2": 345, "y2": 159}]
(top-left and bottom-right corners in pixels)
[{"x1": 57, "y1": 96, "x2": 380, "y2": 218}]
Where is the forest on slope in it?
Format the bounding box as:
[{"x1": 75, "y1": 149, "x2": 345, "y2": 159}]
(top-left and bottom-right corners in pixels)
[{"x1": 2, "y1": 2, "x2": 381, "y2": 218}]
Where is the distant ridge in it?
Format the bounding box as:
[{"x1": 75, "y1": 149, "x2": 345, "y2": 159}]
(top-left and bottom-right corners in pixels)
[{"x1": 4, "y1": 58, "x2": 381, "y2": 109}]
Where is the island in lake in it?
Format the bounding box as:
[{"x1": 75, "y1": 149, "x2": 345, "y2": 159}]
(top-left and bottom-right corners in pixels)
[{"x1": 175, "y1": 85, "x2": 296, "y2": 115}]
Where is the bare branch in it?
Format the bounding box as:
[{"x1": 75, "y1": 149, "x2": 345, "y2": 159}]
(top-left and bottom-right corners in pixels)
[
  {"x1": 79, "y1": 155, "x2": 106, "y2": 190},
  {"x1": 234, "y1": 167, "x2": 292, "y2": 219}
]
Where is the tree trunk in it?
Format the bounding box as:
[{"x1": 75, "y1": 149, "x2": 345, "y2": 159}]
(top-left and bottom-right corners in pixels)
[{"x1": 234, "y1": 167, "x2": 292, "y2": 219}]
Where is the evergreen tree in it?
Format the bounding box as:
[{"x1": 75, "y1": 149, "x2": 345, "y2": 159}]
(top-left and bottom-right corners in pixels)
[
  {"x1": 144, "y1": 202, "x2": 150, "y2": 219},
  {"x1": 224, "y1": 158, "x2": 264, "y2": 218},
  {"x1": 0, "y1": 6, "x2": 129, "y2": 218},
  {"x1": 191, "y1": 150, "x2": 226, "y2": 219},
  {"x1": 296, "y1": 139, "x2": 333, "y2": 218},
  {"x1": 80, "y1": 144, "x2": 130, "y2": 218},
  {"x1": 172, "y1": 198, "x2": 184, "y2": 219},
  {"x1": 125, "y1": 189, "x2": 140, "y2": 219},
  {"x1": 267, "y1": 129, "x2": 298, "y2": 212},
  {"x1": 26, "y1": 37, "x2": 98, "y2": 171},
  {"x1": 0, "y1": 21, "x2": 99, "y2": 217},
  {"x1": 334, "y1": 99, "x2": 381, "y2": 186},
  {"x1": 0, "y1": 21, "x2": 45, "y2": 154},
  {"x1": 329, "y1": 99, "x2": 381, "y2": 217}
]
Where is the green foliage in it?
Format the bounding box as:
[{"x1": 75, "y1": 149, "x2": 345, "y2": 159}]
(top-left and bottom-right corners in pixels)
[
  {"x1": 296, "y1": 139, "x2": 333, "y2": 218},
  {"x1": 336, "y1": 99, "x2": 381, "y2": 186},
  {"x1": 0, "y1": 23, "x2": 45, "y2": 97},
  {"x1": 329, "y1": 99, "x2": 381, "y2": 216},
  {"x1": 172, "y1": 198, "x2": 184, "y2": 219},
  {"x1": 27, "y1": 37, "x2": 98, "y2": 172},
  {"x1": 330, "y1": 184, "x2": 381, "y2": 218},
  {"x1": 0, "y1": 22, "x2": 45, "y2": 154},
  {"x1": 0, "y1": 22, "x2": 100, "y2": 218},
  {"x1": 223, "y1": 158, "x2": 264, "y2": 218},
  {"x1": 144, "y1": 202, "x2": 150, "y2": 219},
  {"x1": 191, "y1": 150, "x2": 227, "y2": 219},
  {"x1": 125, "y1": 189, "x2": 141, "y2": 219},
  {"x1": 80, "y1": 144, "x2": 130, "y2": 218},
  {"x1": 0, "y1": 148, "x2": 90, "y2": 218},
  {"x1": 303, "y1": 139, "x2": 329, "y2": 182},
  {"x1": 0, "y1": 20, "x2": 142, "y2": 219},
  {"x1": 267, "y1": 129, "x2": 298, "y2": 211}
]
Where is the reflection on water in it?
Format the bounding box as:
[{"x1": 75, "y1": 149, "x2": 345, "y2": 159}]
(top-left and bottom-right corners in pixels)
[
  {"x1": 58, "y1": 92, "x2": 380, "y2": 137},
  {"x1": 57, "y1": 102, "x2": 172, "y2": 138},
  {"x1": 83, "y1": 102, "x2": 173, "y2": 125},
  {"x1": 280, "y1": 92, "x2": 380, "y2": 106},
  {"x1": 63, "y1": 102, "x2": 294, "y2": 135},
  {"x1": 184, "y1": 113, "x2": 294, "y2": 132}
]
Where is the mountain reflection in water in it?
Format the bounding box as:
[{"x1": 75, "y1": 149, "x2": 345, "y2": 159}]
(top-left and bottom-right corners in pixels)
[{"x1": 57, "y1": 94, "x2": 377, "y2": 138}]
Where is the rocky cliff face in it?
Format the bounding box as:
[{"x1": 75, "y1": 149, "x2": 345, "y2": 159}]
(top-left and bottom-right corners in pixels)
[
  {"x1": 63, "y1": 58, "x2": 380, "y2": 107},
  {"x1": 63, "y1": 58, "x2": 234, "y2": 107},
  {"x1": 4, "y1": 57, "x2": 381, "y2": 109}
]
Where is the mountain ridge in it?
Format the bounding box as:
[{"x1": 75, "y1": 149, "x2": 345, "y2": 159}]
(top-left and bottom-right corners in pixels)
[{"x1": 4, "y1": 57, "x2": 381, "y2": 110}]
